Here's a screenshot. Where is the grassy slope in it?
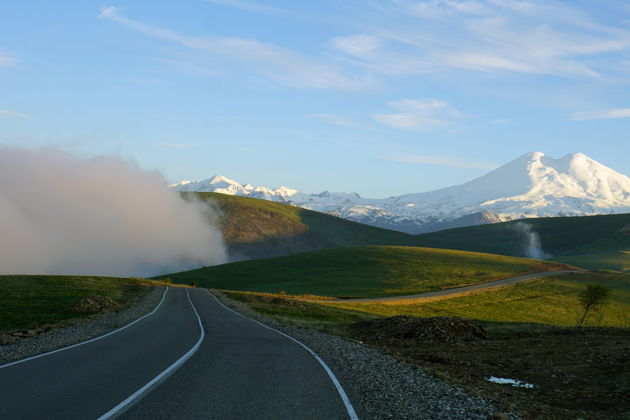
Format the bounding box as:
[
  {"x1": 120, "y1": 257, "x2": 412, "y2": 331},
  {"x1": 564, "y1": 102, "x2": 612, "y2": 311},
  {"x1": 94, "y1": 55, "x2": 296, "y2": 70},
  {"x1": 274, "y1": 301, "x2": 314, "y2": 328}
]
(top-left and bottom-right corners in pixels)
[
  {"x1": 188, "y1": 192, "x2": 413, "y2": 259},
  {"x1": 192, "y1": 192, "x2": 630, "y2": 266},
  {"x1": 331, "y1": 272, "x2": 630, "y2": 327},
  {"x1": 552, "y1": 251, "x2": 630, "y2": 273},
  {"x1": 0, "y1": 275, "x2": 165, "y2": 332},
  {"x1": 163, "y1": 245, "x2": 565, "y2": 298},
  {"x1": 225, "y1": 272, "x2": 630, "y2": 330},
  {"x1": 414, "y1": 213, "x2": 630, "y2": 257}
]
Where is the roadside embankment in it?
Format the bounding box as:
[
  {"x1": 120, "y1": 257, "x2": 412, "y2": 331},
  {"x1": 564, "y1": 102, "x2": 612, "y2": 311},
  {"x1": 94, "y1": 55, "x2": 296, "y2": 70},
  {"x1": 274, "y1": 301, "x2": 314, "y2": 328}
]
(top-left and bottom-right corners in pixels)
[
  {"x1": 211, "y1": 290, "x2": 521, "y2": 420},
  {"x1": 0, "y1": 286, "x2": 164, "y2": 365}
]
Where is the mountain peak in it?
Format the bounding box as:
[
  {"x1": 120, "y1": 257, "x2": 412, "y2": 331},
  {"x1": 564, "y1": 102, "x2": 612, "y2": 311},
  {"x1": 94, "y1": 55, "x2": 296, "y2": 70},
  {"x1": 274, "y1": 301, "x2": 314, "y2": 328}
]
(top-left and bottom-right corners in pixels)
[
  {"x1": 170, "y1": 152, "x2": 630, "y2": 234},
  {"x1": 208, "y1": 175, "x2": 239, "y2": 185},
  {"x1": 509, "y1": 151, "x2": 545, "y2": 162}
]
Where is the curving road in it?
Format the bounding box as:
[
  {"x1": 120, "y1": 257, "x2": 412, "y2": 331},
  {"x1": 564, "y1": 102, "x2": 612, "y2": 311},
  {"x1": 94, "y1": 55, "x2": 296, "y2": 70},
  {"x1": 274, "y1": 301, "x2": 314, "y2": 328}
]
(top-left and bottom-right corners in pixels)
[
  {"x1": 0, "y1": 287, "x2": 356, "y2": 419},
  {"x1": 122, "y1": 290, "x2": 356, "y2": 419},
  {"x1": 332, "y1": 270, "x2": 581, "y2": 303}
]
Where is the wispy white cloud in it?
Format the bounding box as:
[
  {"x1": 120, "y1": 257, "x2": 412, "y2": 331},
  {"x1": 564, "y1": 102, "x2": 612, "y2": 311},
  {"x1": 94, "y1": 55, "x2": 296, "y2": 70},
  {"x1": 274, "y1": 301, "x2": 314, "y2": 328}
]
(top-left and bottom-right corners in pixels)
[
  {"x1": 0, "y1": 56, "x2": 15, "y2": 67},
  {"x1": 99, "y1": 6, "x2": 368, "y2": 90},
  {"x1": 205, "y1": 0, "x2": 292, "y2": 16},
  {"x1": 162, "y1": 142, "x2": 198, "y2": 150},
  {"x1": 0, "y1": 109, "x2": 29, "y2": 119},
  {"x1": 572, "y1": 108, "x2": 630, "y2": 121},
  {"x1": 333, "y1": 35, "x2": 383, "y2": 58},
  {"x1": 309, "y1": 114, "x2": 372, "y2": 130},
  {"x1": 373, "y1": 98, "x2": 466, "y2": 129},
  {"x1": 332, "y1": 0, "x2": 630, "y2": 78},
  {"x1": 400, "y1": 0, "x2": 493, "y2": 19},
  {"x1": 387, "y1": 154, "x2": 498, "y2": 169},
  {"x1": 490, "y1": 118, "x2": 509, "y2": 124},
  {"x1": 0, "y1": 49, "x2": 17, "y2": 68}
]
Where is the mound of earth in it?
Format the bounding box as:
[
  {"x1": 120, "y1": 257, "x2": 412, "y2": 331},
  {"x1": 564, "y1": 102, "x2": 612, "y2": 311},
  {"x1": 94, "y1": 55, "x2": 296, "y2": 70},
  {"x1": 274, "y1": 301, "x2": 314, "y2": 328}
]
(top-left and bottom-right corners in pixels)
[
  {"x1": 354, "y1": 316, "x2": 488, "y2": 342},
  {"x1": 67, "y1": 295, "x2": 120, "y2": 313}
]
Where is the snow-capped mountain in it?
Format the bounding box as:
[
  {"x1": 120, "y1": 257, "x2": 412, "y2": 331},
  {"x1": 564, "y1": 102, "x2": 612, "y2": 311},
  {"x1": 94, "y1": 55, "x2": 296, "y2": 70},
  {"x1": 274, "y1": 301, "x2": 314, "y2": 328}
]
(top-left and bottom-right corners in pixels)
[
  {"x1": 171, "y1": 152, "x2": 630, "y2": 233},
  {"x1": 172, "y1": 175, "x2": 301, "y2": 201}
]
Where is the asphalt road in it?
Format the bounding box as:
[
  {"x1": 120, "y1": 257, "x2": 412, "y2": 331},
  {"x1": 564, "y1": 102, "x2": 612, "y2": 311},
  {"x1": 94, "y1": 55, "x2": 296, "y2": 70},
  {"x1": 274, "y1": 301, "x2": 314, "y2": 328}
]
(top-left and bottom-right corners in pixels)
[
  {"x1": 333, "y1": 270, "x2": 581, "y2": 303},
  {"x1": 0, "y1": 287, "x2": 356, "y2": 419},
  {"x1": 122, "y1": 289, "x2": 354, "y2": 419},
  {"x1": 0, "y1": 287, "x2": 200, "y2": 419}
]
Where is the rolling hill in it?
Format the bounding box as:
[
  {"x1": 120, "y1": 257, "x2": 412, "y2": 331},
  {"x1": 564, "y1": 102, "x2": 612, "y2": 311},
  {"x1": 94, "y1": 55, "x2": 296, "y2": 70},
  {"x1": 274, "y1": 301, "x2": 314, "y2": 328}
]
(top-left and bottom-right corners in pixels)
[
  {"x1": 413, "y1": 212, "x2": 630, "y2": 259},
  {"x1": 188, "y1": 192, "x2": 414, "y2": 260},
  {"x1": 551, "y1": 251, "x2": 630, "y2": 273},
  {"x1": 190, "y1": 191, "x2": 630, "y2": 268},
  {"x1": 173, "y1": 152, "x2": 630, "y2": 234},
  {"x1": 160, "y1": 245, "x2": 570, "y2": 298}
]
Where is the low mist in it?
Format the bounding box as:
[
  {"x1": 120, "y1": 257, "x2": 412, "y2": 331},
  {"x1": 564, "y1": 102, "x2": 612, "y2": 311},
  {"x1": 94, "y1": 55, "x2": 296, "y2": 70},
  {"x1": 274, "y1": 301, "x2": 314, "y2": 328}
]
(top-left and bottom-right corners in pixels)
[
  {"x1": 0, "y1": 147, "x2": 226, "y2": 277},
  {"x1": 513, "y1": 222, "x2": 550, "y2": 259}
]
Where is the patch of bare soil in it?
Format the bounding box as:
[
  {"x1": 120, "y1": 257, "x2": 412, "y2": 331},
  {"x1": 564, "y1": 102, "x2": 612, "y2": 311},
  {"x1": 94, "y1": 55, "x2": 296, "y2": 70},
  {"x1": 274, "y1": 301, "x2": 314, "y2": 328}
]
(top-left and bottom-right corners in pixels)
[
  {"x1": 354, "y1": 316, "x2": 488, "y2": 342},
  {"x1": 0, "y1": 325, "x2": 57, "y2": 344},
  {"x1": 66, "y1": 295, "x2": 120, "y2": 313},
  {"x1": 354, "y1": 317, "x2": 630, "y2": 419}
]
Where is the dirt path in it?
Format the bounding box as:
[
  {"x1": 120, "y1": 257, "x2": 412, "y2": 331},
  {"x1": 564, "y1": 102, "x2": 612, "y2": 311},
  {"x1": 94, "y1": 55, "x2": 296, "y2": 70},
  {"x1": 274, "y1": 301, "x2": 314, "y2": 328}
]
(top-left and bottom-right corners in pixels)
[{"x1": 332, "y1": 270, "x2": 581, "y2": 303}]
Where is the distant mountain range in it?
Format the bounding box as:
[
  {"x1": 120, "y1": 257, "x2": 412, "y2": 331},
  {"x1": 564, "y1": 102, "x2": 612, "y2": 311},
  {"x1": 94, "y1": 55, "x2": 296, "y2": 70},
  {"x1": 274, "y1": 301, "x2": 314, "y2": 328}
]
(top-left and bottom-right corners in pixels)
[{"x1": 171, "y1": 152, "x2": 630, "y2": 233}]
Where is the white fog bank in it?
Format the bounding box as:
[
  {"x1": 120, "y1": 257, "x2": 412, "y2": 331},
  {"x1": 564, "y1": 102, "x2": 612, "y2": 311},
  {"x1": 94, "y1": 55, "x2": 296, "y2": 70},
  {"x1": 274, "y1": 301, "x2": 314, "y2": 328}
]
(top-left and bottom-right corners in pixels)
[{"x1": 0, "y1": 147, "x2": 226, "y2": 277}]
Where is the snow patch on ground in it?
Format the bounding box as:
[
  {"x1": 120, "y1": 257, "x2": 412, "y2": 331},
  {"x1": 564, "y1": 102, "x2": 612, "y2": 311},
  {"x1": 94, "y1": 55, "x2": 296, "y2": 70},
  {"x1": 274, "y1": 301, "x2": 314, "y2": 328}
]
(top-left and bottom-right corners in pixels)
[{"x1": 486, "y1": 376, "x2": 536, "y2": 389}]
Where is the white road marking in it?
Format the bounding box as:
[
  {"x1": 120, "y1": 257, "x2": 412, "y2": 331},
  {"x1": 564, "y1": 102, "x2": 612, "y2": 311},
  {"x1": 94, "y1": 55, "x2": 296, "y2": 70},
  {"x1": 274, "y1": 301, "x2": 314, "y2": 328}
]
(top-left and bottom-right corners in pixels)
[
  {"x1": 97, "y1": 288, "x2": 205, "y2": 420},
  {"x1": 207, "y1": 290, "x2": 360, "y2": 420},
  {"x1": 0, "y1": 287, "x2": 169, "y2": 370}
]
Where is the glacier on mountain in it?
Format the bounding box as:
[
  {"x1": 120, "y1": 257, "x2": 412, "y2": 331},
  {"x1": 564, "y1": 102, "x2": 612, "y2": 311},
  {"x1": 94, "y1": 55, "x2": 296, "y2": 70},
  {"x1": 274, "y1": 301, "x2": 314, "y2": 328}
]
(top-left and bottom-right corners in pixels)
[{"x1": 170, "y1": 152, "x2": 630, "y2": 233}]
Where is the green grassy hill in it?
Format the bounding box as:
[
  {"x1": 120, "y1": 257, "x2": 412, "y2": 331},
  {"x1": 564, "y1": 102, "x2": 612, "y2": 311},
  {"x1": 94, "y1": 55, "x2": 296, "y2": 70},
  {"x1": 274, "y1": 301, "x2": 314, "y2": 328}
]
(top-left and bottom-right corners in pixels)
[
  {"x1": 0, "y1": 275, "x2": 165, "y2": 334},
  {"x1": 192, "y1": 192, "x2": 630, "y2": 265},
  {"x1": 225, "y1": 271, "x2": 630, "y2": 329},
  {"x1": 414, "y1": 213, "x2": 630, "y2": 258},
  {"x1": 188, "y1": 192, "x2": 413, "y2": 259},
  {"x1": 552, "y1": 251, "x2": 630, "y2": 273},
  {"x1": 330, "y1": 271, "x2": 630, "y2": 327},
  {"x1": 162, "y1": 245, "x2": 569, "y2": 298}
]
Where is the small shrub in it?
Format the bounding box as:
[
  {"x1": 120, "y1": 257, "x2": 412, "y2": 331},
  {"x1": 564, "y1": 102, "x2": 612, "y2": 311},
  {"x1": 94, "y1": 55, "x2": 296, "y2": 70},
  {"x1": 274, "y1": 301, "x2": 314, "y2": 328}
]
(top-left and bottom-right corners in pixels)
[{"x1": 576, "y1": 284, "x2": 611, "y2": 327}]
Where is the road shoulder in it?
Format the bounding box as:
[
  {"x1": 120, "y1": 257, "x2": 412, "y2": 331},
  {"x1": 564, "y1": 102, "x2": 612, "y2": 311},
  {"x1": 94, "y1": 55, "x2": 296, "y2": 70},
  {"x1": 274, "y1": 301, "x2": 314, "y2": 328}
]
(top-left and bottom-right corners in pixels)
[
  {"x1": 211, "y1": 290, "x2": 522, "y2": 420},
  {"x1": 0, "y1": 286, "x2": 165, "y2": 365}
]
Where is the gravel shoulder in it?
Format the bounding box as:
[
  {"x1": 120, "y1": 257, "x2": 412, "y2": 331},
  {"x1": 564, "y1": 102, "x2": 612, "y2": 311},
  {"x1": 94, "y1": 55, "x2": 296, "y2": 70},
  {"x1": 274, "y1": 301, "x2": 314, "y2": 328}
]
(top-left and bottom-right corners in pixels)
[
  {"x1": 0, "y1": 286, "x2": 165, "y2": 365},
  {"x1": 211, "y1": 289, "x2": 520, "y2": 420}
]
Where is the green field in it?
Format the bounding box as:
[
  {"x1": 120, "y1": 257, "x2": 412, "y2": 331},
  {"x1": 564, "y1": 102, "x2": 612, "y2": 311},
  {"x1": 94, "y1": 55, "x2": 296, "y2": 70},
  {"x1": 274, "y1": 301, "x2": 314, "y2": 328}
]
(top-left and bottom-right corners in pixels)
[
  {"x1": 224, "y1": 272, "x2": 630, "y2": 331},
  {"x1": 414, "y1": 213, "x2": 630, "y2": 258},
  {"x1": 331, "y1": 272, "x2": 630, "y2": 327},
  {"x1": 164, "y1": 245, "x2": 567, "y2": 297},
  {"x1": 552, "y1": 251, "x2": 630, "y2": 273},
  {"x1": 0, "y1": 275, "x2": 165, "y2": 332}
]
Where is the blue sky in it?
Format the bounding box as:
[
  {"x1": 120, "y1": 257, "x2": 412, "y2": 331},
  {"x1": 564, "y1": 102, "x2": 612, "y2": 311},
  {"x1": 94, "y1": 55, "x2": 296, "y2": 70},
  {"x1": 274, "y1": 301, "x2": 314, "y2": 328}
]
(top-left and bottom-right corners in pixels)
[{"x1": 1, "y1": 0, "x2": 629, "y2": 197}]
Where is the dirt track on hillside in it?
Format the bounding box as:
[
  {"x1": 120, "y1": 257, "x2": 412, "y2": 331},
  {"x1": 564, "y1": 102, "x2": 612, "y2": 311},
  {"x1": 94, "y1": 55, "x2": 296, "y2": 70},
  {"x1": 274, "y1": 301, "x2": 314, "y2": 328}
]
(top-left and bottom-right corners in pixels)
[{"x1": 332, "y1": 270, "x2": 581, "y2": 304}]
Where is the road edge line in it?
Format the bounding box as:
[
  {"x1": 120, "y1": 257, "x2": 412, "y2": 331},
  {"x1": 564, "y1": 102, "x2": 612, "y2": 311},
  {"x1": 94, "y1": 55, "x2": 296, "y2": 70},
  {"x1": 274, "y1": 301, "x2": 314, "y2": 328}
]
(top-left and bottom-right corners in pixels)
[
  {"x1": 0, "y1": 286, "x2": 169, "y2": 369},
  {"x1": 97, "y1": 288, "x2": 205, "y2": 420},
  {"x1": 207, "y1": 290, "x2": 360, "y2": 420}
]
